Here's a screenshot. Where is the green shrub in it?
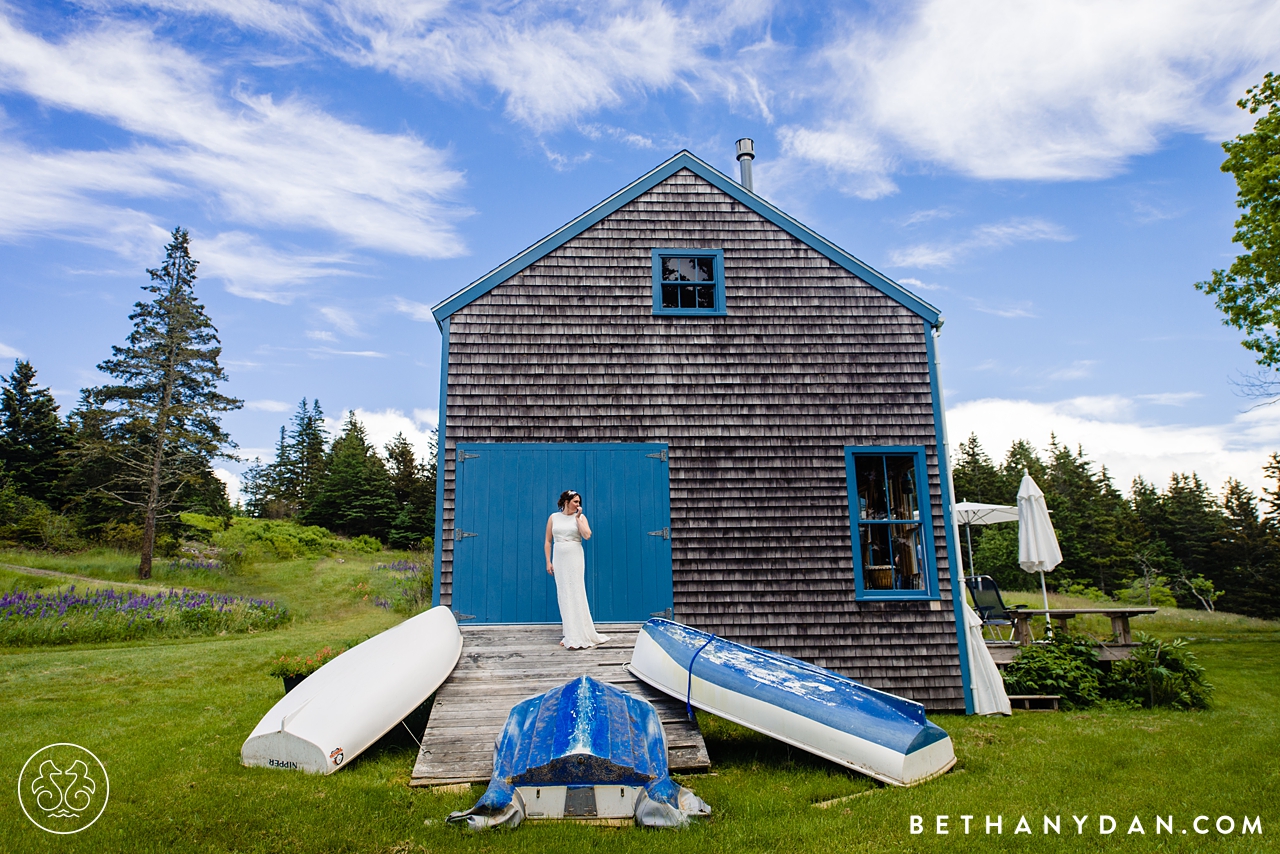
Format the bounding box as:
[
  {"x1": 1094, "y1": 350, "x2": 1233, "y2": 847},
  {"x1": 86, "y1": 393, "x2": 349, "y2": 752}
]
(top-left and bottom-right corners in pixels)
[
  {"x1": 1060, "y1": 582, "x2": 1111, "y2": 603},
  {"x1": 348, "y1": 535, "x2": 382, "y2": 554},
  {"x1": 212, "y1": 518, "x2": 340, "y2": 563},
  {"x1": 1104, "y1": 633, "x2": 1214, "y2": 710},
  {"x1": 1114, "y1": 579, "x2": 1178, "y2": 608},
  {"x1": 97, "y1": 520, "x2": 144, "y2": 551},
  {"x1": 1002, "y1": 631, "x2": 1102, "y2": 709}
]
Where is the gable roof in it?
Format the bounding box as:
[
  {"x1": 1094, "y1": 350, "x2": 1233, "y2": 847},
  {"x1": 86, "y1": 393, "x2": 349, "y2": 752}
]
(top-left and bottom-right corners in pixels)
[{"x1": 430, "y1": 150, "x2": 941, "y2": 326}]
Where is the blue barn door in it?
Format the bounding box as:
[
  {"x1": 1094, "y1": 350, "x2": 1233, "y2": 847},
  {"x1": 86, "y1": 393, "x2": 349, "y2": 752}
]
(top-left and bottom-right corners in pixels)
[{"x1": 451, "y1": 443, "x2": 673, "y2": 624}]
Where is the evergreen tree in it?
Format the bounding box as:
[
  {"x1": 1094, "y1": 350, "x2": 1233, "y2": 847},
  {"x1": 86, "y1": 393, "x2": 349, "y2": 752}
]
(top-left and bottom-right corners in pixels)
[
  {"x1": 78, "y1": 227, "x2": 242, "y2": 578},
  {"x1": 0, "y1": 360, "x2": 71, "y2": 504},
  {"x1": 1211, "y1": 479, "x2": 1277, "y2": 617},
  {"x1": 302, "y1": 412, "x2": 396, "y2": 539},
  {"x1": 287, "y1": 398, "x2": 327, "y2": 511},
  {"x1": 385, "y1": 431, "x2": 437, "y2": 550},
  {"x1": 952, "y1": 433, "x2": 1002, "y2": 503}
]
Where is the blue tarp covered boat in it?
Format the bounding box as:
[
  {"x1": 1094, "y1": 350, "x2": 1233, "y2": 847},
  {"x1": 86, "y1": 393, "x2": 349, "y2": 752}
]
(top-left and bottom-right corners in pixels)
[
  {"x1": 446, "y1": 676, "x2": 709, "y2": 829},
  {"x1": 628, "y1": 619, "x2": 956, "y2": 787}
]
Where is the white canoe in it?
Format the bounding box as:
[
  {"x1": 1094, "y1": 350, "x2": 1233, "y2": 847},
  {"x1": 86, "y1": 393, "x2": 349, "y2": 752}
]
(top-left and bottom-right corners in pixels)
[
  {"x1": 241, "y1": 606, "x2": 463, "y2": 775},
  {"x1": 628, "y1": 619, "x2": 956, "y2": 787}
]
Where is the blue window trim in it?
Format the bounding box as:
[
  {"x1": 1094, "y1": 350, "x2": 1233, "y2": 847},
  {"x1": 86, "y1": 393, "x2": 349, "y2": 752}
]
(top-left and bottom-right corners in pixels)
[
  {"x1": 844, "y1": 445, "x2": 940, "y2": 601},
  {"x1": 650, "y1": 248, "x2": 726, "y2": 316}
]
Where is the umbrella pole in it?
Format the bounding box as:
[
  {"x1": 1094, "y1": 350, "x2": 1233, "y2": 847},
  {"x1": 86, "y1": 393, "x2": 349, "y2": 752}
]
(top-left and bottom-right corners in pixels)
[
  {"x1": 965, "y1": 524, "x2": 974, "y2": 580},
  {"x1": 1039, "y1": 571, "x2": 1052, "y2": 639}
]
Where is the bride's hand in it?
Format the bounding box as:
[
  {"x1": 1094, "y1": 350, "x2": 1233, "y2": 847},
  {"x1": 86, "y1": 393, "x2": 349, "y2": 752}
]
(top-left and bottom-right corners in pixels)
[{"x1": 547, "y1": 561, "x2": 554, "y2": 575}]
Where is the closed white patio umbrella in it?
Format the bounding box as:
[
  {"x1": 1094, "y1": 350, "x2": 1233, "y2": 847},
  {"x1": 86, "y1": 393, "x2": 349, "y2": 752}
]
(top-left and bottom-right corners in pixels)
[{"x1": 1017, "y1": 474, "x2": 1062, "y2": 631}]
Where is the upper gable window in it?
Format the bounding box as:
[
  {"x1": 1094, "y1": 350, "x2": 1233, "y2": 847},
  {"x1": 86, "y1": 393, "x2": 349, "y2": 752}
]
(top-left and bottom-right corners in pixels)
[{"x1": 651, "y1": 249, "x2": 726, "y2": 316}]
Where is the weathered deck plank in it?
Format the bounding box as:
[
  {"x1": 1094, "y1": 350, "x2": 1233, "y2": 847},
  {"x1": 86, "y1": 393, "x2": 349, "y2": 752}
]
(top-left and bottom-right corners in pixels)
[{"x1": 410, "y1": 623, "x2": 710, "y2": 787}]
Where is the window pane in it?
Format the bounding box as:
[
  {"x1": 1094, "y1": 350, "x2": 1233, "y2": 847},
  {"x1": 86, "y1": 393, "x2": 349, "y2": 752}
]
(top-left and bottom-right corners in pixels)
[
  {"x1": 661, "y1": 284, "x2": 679, "y2": 308},
  {"x1": 661, "y1": 258, "x2": 682, "y2": 282},
  {"x1": 860, "y1": 525, "x2": 894, "y2": 589},
  {"x1": 884, "y1": 455, "x2": 919, "y2": 520},
  {"x1": 856, "y1": 457, "x2": 888, "y2": 520},
  {"x1": 696, "y1": 285, "x2": 715, "y2": 309},
  {"x1": 693, "y1": 257, "x2": 714, "y2": 282},
  {"x1": 890, "y1": 523, "x2": 924, "y2": 590},
  {"x1": 680, "y1": 284, "x2": 696, "y2": 307}
]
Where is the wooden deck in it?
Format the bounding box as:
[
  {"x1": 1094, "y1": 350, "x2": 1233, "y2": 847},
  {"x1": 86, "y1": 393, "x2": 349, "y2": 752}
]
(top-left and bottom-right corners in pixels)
[{"x1": 409, "y1": 623, "x2": 710, "y2": 787}]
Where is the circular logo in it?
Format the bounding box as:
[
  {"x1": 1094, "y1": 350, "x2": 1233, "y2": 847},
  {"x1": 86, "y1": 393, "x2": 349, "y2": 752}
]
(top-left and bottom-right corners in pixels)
[{"x1": 17, "y1": 743, "x2": 109, "y2": 835}]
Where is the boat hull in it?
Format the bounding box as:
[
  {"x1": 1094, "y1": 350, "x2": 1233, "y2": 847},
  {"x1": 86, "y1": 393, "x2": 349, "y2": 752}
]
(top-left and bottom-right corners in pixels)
[
  {"x1": 242, "y1": 606, "x2": 463, "y2": 775},
  {"x1": 627, "y1": 620, "x2": 955, "y2": 787}
]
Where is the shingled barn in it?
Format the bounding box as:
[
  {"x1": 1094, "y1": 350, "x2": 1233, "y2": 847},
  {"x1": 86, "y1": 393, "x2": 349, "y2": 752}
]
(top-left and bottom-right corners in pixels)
[{"x1": 428, "y1": 147, "x2": 974, "y2": 713}]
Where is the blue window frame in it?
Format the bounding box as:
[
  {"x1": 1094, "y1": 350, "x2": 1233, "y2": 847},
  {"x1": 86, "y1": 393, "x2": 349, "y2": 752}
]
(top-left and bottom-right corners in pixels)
[
  {"x1": 844, "y1": 446, "x2": 938, "y2": 600},
  {"x1": 651, "y1": 248, "x2": 726, "y2": 316}
]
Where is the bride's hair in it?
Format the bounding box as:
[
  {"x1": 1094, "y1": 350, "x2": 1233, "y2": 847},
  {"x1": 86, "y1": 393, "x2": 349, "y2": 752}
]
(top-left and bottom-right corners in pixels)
[{"x1": 557, "y1": 490, "x2": 580, "y2": 510}]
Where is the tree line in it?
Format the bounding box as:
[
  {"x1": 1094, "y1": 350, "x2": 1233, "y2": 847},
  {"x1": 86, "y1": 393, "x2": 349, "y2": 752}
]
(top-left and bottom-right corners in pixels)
[
  {"x1": 952, "y1": 434, "x2": 1280, "y2": 620},
  {"x1": 239, "y1": 402, "x2": 435, "y2": 550},
  {"x1": 0, "y1": 227, "x2": 433, "y2": 579}
]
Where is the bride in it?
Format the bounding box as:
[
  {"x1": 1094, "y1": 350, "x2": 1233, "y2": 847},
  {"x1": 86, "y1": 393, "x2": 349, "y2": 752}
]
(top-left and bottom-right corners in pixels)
[{"x1": 544, "y1": 490, "x2": 609, "y2": 649}]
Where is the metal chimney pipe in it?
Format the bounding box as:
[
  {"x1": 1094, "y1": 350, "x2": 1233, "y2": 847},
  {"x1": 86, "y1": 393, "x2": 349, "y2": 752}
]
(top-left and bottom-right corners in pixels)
[{"x1": 735, "y1": 138, "x2": 755, "y2": 192}]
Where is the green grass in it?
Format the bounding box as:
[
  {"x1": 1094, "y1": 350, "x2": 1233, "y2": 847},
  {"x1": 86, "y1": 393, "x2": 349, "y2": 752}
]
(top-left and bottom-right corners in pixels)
[{"x1": 0, "y1": 552, "x2": 1276, "y2": 853}]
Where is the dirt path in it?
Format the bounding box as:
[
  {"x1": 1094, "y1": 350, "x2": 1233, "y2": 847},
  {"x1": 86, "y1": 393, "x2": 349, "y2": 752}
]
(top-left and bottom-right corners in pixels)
[{"x1": 0, "y1": 562, "x2": 170, "y2": 592}]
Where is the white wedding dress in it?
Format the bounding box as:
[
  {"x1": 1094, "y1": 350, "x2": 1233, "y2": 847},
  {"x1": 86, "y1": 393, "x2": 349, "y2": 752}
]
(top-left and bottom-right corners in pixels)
[{"x1": 551, "y1": 512, "x2": 609, "y2": 649}]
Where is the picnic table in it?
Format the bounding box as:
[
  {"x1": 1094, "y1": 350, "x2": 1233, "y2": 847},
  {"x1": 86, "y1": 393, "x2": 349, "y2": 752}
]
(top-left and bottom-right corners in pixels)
[{"x1": 1007, "y1": 607, "x2": 1158, "y2": 646}]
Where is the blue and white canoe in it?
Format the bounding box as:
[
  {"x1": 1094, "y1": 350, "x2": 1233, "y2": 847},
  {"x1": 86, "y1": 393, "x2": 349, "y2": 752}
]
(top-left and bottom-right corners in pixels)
[{"x1": 627, "y1": 619, "x2": 956, "y2": 787}]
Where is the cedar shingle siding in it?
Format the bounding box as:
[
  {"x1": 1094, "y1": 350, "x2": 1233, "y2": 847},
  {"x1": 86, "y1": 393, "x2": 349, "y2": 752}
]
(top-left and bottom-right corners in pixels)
[{"x1": 439, "y1": 167, "x2": 964, "y2": 710}]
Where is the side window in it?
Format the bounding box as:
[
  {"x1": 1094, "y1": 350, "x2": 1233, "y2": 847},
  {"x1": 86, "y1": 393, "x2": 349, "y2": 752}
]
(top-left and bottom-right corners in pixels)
[
  {"x1": 845, "y1": 447, "x2": 937, "y2": 600},
  {"x1": 651, "y1": 249, "x2": 726, "y2": 316}
]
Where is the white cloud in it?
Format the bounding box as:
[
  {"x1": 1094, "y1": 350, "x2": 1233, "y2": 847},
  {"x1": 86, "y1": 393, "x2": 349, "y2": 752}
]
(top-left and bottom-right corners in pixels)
[
  {"x1": 213, "y1": 466, "x2": 242, "y2": 505},
  {"x1": 1047, "y1": 360, "x2": 1097, "y2": 381},
  {"x1": 393, "y1": 296, "x2": 436, "y2": 322},
  {"x1": 324, "y1": 0, "x2": 777, "y2": 132},
  {"x1": 319, "y1": 306, "x2": 362, "y2": 336},
  {"x1": 326, "y1": 407, "x2": 438, "y2": 461},
  {"x1": 972, "y1": 300, "x2": 1037, "y2": 320},
  {"x1": 1138, "y1": 392, "x2": 1203, "y2": 406},
  {"x1": 896, "y1": 276, "x2": 946, "y2": 293},
  {"x1": 0, "y1": 14, "x2": 468, "y2": 257},
  {"x1": 306, "y1": 330, "x2": 337, "y2": 342},
  {"x1": 890, "y1": 217, "x2": 1072, "y2": 269},
  {"x1": 245, "y1": 399, "x2": 292, "y2": 412},
  {"x1": 310, "y1": 347, "x2": 386, "y2": 358},
  {"x1": 947, "y1": 395, "x2": 1280, "y2": 495},
  {"x1": 0, "y1": 341, "x2": 24, "y2": 358},
  {"x1": 788, "y1": 0, "x2": 1280, "y2": 186},
  {"x1": 199, "y1": 232, "x2": 355, "y2": 304}
]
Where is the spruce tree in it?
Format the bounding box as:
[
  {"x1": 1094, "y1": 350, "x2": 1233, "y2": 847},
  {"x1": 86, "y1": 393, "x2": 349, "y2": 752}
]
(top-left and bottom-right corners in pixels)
[
  {"x1": 0, "y1": 360, "x2": 71, "y2": 504},
  {"x1": 79, "y1": 227, "x2": 242, "y2": 578},
  {"x1": 385, "y1": 431, "x2": 436, "y2": 550},
  {"x1": 302, "y1": 412, "x2": 396, "y2": 539}
]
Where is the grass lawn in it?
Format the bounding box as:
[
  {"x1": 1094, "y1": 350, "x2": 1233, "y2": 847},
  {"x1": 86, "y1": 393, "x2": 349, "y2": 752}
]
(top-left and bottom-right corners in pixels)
[{"x1": 1, "y1": 549, "x2": 1276, "y2": 853}]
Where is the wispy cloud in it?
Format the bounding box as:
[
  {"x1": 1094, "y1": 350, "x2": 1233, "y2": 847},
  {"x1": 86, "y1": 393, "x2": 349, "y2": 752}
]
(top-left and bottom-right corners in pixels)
[
  {"x1": 896, "y1": 276, "x2": 946, "y2": 293},
  {"x1": 0, "y1": 341, "x2": 24, "y2": 358},
  {"x1": 902, "y1": 208, "x2": 956, "y2": 226},
  {"x1": 0, "y1": 13, "x2": 469, "y2": 257},
  {"x1": 306, "y1": 330, "x2": 337, "y2": 342},
  {"x1": 199, "y1": 232, "x2": 355, "y2": 304},
  {"x1": 1048, "y1": 360, "x2": 1097, "y2": 381},
  {"x1": 971, "y1": 300, "x2": 1038, "y2": 320},
  {"x1": 785, "y1": 0, "x2": 1280, "y2": 187},
  {"x1": 890, "y1": 217, "x2": 1072, "y2": 268},
  {"x1": 393, "y1": 296, "x2": 436, "y2": 322},
  {"x1": 309, "y1": 347, "x2": 386, "y2": 358},
  {"x1": 1138, "y1": 391, "x2": 1204, "y2": 406},
  {"x1": 245, "y1": 399, "x2": 292, "y2": 412},
  {"x1": 319, "y1": 306, "x2": 362, "y2": 336}
]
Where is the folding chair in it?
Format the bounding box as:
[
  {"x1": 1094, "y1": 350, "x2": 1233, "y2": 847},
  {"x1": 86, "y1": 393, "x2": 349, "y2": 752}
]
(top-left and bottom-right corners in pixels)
[{"x1": 965, "y1": 575, "x2": 1027, "y2": 642}]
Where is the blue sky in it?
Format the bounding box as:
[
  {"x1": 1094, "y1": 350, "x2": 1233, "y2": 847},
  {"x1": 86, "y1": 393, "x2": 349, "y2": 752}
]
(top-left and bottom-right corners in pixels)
[{"x1": 3, "y1": 0, "x2": 1280, "y2": 503}]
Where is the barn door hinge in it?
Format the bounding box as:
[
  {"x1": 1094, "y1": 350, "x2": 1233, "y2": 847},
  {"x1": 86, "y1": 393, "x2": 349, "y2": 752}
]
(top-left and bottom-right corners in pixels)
[
  {"x1": 645, "y1": 449, "x2": 668, "y2": 462},
  {"x1": 647, "y1": 527, "x2": 670, "y2": 540},
  {"x1": 458, "y1": 450, "x2": 480, "y2": 461},
  {"x1": 649, "y1": 608, "x2": 673, "y2": 620},
  {"x1": 452, "y1": 610, "x2": 476, "y2": 622},
  {"x1": 453, "y1": 529, "x2": 478, "y2": 540}
]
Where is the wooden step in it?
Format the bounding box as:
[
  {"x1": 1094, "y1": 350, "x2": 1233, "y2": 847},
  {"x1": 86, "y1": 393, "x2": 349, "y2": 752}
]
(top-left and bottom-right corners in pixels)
[{"x1": 410, "y1": 623, "x2": 711, "y2": 787}]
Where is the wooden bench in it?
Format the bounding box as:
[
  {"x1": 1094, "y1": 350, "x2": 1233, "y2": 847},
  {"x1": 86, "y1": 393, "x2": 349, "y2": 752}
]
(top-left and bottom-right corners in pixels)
[{"x1": 1008, "y1": 608, "x2": 1157, "y2": 645}]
